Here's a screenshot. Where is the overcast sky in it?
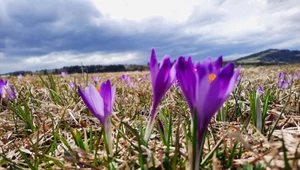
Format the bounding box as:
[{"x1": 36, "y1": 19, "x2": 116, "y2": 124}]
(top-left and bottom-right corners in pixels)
[{"x1": 0, "y1": 0, "x2": 299, "y2": 74}]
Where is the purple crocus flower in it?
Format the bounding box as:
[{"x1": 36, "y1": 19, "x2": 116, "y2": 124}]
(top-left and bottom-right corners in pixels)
[
  {"x1": 78, "y1": 80, "x2": 116, "y2": 155},
  {"x1": 176, "y1": 56, "x2": 240, "y2": 168},
  {"x1": 61, "y1": 72, "x2": 68, "y2": 78},
  {"x1": 0, "y1": 79, "x2": 16, "y2": 100},
  {"x1": 92, "y1": 76, "x2": 100, "y2": 84},
  {"x1": 144, "y1": 49, "x2": 176, "y2": 141}
]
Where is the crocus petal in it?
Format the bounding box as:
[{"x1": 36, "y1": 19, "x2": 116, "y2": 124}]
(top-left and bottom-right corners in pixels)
[
  {"x1": 150, "y1": 49, "x2": 158, "y2": 88},
  {"x1": 7, "y1": 86, "x2": 16, "y2": 99},
  {"x1": 0, "y1": 79, "x2": 5, "y2": 97},
  {"x1": 0, "y1": 80, "x2": 16, "y2": 100},
  {"x1": 176, "y1": 57, "x2": 197, "y2": 113},
  {"x1": 195, "y1": 61, "x2": 210, "y2": 114},
  {"x1": 201, "y1": 63, "x2": 237, "y2": 121},
  {"x1": 278, "y1": 72, "x2": 285, "y2": 80},
  {"x1": 100, "y1": 80, "x2": 115, "y2": 116},
  {"x1": 214, "y1": 56, "x2": 223, "y2": 73},
  {"x1": 225, "y1": 66, "x2": 241, "y2": 96},
  {"x1": 152, "y1": 56, "x2": 175, "y2": 111},
  {"x1": 78, "y1": 85, "x2": 105, "y2": 124}
]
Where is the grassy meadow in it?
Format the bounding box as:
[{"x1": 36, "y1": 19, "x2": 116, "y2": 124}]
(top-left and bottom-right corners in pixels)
[{"x1": 0, "y1": 64, "x2": 300, "y2": 169}]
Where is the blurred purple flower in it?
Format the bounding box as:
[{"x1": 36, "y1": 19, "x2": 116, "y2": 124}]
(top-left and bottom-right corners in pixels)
[
  {"x1": 0, "y1": 79, "x2": 16, "y2": 100},
  {"x1": 278, "y1": 72, "x2": 285, "y2": 80},
  {"x1": 137, "y1": 77, "x2": 143, "y2": 82},
  {"x1": 288, "y1": 74, "x2": 298, "y2": 83},
  {"x1": 144, "y1": 74, "x2": 149, "y2": 79},
  {"x1": 121, "y1": 74, "x2": 134, "y2": 88},
  {"x1": 68, "y1": 81, "x2": 75, "y2": 89},
  {"x1": 18, "y1": 74, "x2": 23, "y2": 81},
  {"x1": 78, "y1": 80, "x2": 116, "y2": 155},
  {"x1": 61, "y1": 72, "x2": 68, "y2": 78},
  {"x1": 277, "y1": 72, "x2": 287, "y2": 88},
  {"x1": 138, "y1": 74, "x2": 149, "y2": 83},
  {"x1": 278, "y1": 80, "x2": 288, "y2": 89},
  {"x1": 268, "y1": 84, "x2": 273, "y2": 89},
  {"x1": 277, "y1": 72, "x2": 296, "y2": 88},
  {"x1": 92, "y1": 76, "x2": 100, "y2": 84},
  {"x1": 121, "y1": 74, "x2": 128, "y2": 82},
  {"x1": 144, "y1": 49, "x2": 176, "y2": 141},
  {"x1": 127, "y1": 77, "x2": 135, "y2": 88},
  {"x1": 176, "y1": 56, "x2": 240, "y2": 168},
  {"x1": 257, "y1": 85, "x2": 264, "y2": 95}
]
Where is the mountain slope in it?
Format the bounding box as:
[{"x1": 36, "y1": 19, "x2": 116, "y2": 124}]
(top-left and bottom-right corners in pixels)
[{"x1": 235, "y1": 49, "x2": 300, "y2": 64}]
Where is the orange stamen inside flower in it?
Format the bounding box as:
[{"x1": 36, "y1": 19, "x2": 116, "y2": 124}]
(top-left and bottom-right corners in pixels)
[
  {"x1": 96, "y1": 86, "x2": 100, "y2": 92},
  {"x1": 209, "y1": 73, "x2": 216, "y2": 83}
]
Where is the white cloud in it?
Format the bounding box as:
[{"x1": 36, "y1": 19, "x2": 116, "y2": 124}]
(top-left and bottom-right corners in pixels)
[
  {"x1": 92, "y1": 0, "x2": 198, "y2": 22},
  {"x1": 0, "y1": 51, "x2": 147, "y2": 73},
  {"x1": 91, "y1": 0, "x2": 300, "y2": 48}
]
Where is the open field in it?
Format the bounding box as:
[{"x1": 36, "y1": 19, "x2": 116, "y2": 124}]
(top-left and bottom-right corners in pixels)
[{"x1": 0, "y1": 64, "x2": 300, "y2": 169}]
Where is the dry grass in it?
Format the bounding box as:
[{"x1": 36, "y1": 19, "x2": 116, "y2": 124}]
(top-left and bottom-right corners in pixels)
[{"x1": 0, "y1": 65, "x2": 300, "y2": 169}]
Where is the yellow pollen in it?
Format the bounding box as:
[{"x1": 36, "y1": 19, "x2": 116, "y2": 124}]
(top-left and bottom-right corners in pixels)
[
  {"x1": 209, "y1": 73, "x2": 216, "y2": 83},
  {"x1": 96, "y1": 86, "x2": 100, "y2": 92}
]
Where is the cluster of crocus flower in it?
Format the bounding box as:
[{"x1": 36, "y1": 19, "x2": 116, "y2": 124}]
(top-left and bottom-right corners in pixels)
[
  {"x1": 277, "y1": 72, "x2": 297, "y2": 89},
  {"x1": 0, "y1": 79, "x2": 16, "y2": 100},
  {"x1": 78, "y1": 80, "x2": 116, "y2": 156},
  {"x1": 77, "y1": 48, "x2": 240, "y2": 168}
]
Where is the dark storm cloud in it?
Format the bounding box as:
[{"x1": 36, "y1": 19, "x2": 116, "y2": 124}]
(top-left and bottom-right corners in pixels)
[
  {"x1": 0, "y1": 0, "x2": 194, "y2": 58},
  {"x1": 0, "y1": 0, "x2": 300, "y2": 74}
]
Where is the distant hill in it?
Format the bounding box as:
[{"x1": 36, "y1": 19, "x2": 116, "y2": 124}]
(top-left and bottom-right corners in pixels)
[
  {"x1": 1, "y1": 64, "x2": 148, "y2": 76},
  {"x1": 235, "y1": 49, "x2": 300, "y2": 65}
]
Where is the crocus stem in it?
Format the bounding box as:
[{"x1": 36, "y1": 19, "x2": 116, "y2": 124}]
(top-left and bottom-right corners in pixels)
[
  {"x1": 144, "y1": 116, "x2": 154, "y2": 141},
  {"x1": 104, "y1": 118, "x2": 113, "y2": 157},
  {"x1": 144, "y1": 107, "x2": 156, "y2": 141},
  {"x1": 195, "y1": 130, "x2": 206, "y2": 169}
]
